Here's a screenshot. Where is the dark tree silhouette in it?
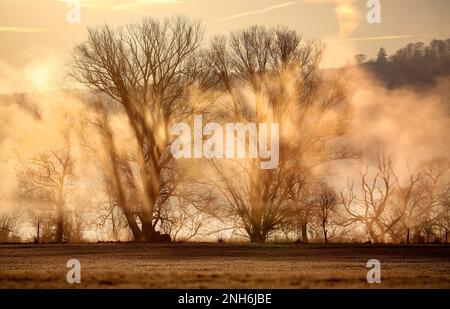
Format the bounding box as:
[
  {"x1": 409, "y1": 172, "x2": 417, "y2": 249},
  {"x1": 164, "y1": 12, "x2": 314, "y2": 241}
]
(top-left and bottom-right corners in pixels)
[
  {"x1": 377, "y1": 47, "x2": 388, "y2": 63},
  {"x1": 365, "y1": 39, "x2": 450, "y2": 88},
  {"x1": 314, "y1": 184, "x2": 338, "y2": 244},
  {"x1": 17, "y1": 147, "x2": 74, "y2": 243},
  {"x1": 205, "y1": 25, "x2": 354, "y2": 242},
  {"x1": 72, "y1": 17, "x2": 210, "y2": 242}
]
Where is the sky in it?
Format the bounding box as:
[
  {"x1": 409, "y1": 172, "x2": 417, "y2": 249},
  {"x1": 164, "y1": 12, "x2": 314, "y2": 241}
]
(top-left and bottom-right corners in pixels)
[{"x1": 0, "y1": 0, "x2": 449, "y2": 92}]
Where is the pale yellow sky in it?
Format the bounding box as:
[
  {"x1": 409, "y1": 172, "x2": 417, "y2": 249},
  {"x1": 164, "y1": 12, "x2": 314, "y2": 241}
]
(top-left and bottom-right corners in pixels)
[{"x1": 0, "y1": 0, "x2": 449, "y2": 91}]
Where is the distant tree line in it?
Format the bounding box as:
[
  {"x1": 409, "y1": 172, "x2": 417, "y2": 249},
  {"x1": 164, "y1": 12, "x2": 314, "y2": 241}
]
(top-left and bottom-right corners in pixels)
[{"x1": 359, "y1": 39, "x2": 450, "y2": 88}]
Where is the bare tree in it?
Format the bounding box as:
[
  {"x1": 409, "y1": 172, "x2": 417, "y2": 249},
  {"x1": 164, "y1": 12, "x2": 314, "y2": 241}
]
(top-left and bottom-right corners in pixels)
[
  {"x1": 313, "y1": 183, "x2": 338, "y2": 243},
  {"x1": 205, "y1": 25, "x2": 352, "y2": 242},
  {"x1": 17, "y1": 147, "x2": 74, "y2": 243},
  {"x1": 341, "y1": 152, "x2": 397, "y2": 243},
  {"x1": 340, "y1": 155, "x2": 450, "y2": 244},
  {"x1": 390, "y1": 166, "x2": 423, "y2": 243},
  {"x1": 414, "y1": 159, "x2": 450, "y2": 243},
  {"x1": 286, "y1": 180, "x2": 313, "y2": 243},
  {"x1": 0, "y1": 211, "x2": 20, "y2": 243},
  {"x1": 72, "y1": 16, "x2": 210, "y2": 241}
]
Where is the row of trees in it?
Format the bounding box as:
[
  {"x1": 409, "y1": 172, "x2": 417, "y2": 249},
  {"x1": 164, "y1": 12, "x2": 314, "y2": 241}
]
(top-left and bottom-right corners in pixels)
[
  {"x1": 357, "y1": 39, "x2": 450, "y2": 88},
  {"x1": 2, "y1": 17, "x2": 449, "y2": 244},
  {"x1": 4, "y1": 150, "x2": 450, "y2": 244},
  {"x1": 7, "y1": 151, "x2": 449, "y2": 244}
]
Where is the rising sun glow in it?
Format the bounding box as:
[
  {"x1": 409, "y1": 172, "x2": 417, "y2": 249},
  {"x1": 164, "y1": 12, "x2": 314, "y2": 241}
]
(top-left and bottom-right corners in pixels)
[{"x1": 28, "y1": 65, "x2": 50, "y2": 91}]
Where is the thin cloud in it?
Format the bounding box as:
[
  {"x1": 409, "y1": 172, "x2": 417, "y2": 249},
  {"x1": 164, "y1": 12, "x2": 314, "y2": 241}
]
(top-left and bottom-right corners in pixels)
[
  {"x1": 217, "y1": 1, "x2": 299, "y2": 21},
  {"x1": 58, "y1": 0, "x2": 185, "y2": 13},
  {"x1": 0, "y1": 27, "x2": 49, "y2": 33},
  {"x1": 329, "y1": 34, "x2": 431, "y2": 43}
]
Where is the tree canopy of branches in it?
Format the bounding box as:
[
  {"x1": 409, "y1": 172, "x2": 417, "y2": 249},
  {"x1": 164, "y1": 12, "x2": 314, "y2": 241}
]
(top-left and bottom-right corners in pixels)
[
  {"x1": 341, "y1": 153, "x2": 450, "y2": 243},
  {"x1": 204, "y1": 25, "x2": 353, "y2": 242},
  {"x1": 17, "y1": 147, "x2": 74, "y2": 243},
  {"x1": 72, "y1": 16, "x2": 210, "y2": 242},
  {"x1": 313, "y1": 183, "x2": 339, "y2": 243},
  {"x1": 0, "y1": 211, "x2": 20, "y2": 243}
]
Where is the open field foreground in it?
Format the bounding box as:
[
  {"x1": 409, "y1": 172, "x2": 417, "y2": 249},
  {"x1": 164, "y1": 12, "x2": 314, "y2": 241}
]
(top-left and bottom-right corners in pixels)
[{"x1": 0, "y1": 243, "x2": 449, "y2": 288}]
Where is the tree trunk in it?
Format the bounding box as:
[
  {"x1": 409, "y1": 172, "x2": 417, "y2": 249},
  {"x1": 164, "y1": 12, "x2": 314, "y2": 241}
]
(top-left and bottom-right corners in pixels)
[
  {"x1": 368, "y1": 225, "x2": 380, "y2": 243},
  {"x1": 445, "y1": 228, "x2": 448, "y2": 244},
  {"x1": 37, "y1": 221, "x2": 40, "y2": 244},
  {"x1": 250, "y1": 232, "x2": 267, "y2": 243},
  {"x1": 111, "y1": 209, "x2": 117, "y2": 241},
  {"x1": 55, "y1": 189, "x2": 64, "y2": 243},
  {"x1": 301, "y1": 223, "x2": 308, "y2": 244},
  {"x1": 123, "y1": 211, "x2": 142, "y2": 241},
  {"x1": 248, "y1": 224, "x2": 268, "y2": 243},
  {"x1": 323, "y1": 222, "x2": 328, "y2": 244},
  {"x1": 375, "y1": 221, "x2": 386, "y2": 243},
  {"x1": 407, "y1": 228, "x2": 410, "y2": 244},
  {"x1": 141, "y1": 218, "x2": 155, "y2": 242}
]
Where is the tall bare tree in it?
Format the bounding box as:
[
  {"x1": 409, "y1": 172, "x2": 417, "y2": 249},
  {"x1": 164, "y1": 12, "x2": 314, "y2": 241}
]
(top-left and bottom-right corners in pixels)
[
  {"x1": 313, "y1": 183, "x2": 338, "y2": 243},
  {"x1": 72, "y1": 17, "x2": 210, "y2": 241},
  {"x1": 17, "y1": 147, "x2": 74, "y2": 243},
  {"x1": 341, "y1": 152, "x2": 397, "y2": 243},
  {"x1": 205, "y1": 25, "x2": 352, "y2": 242}
]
